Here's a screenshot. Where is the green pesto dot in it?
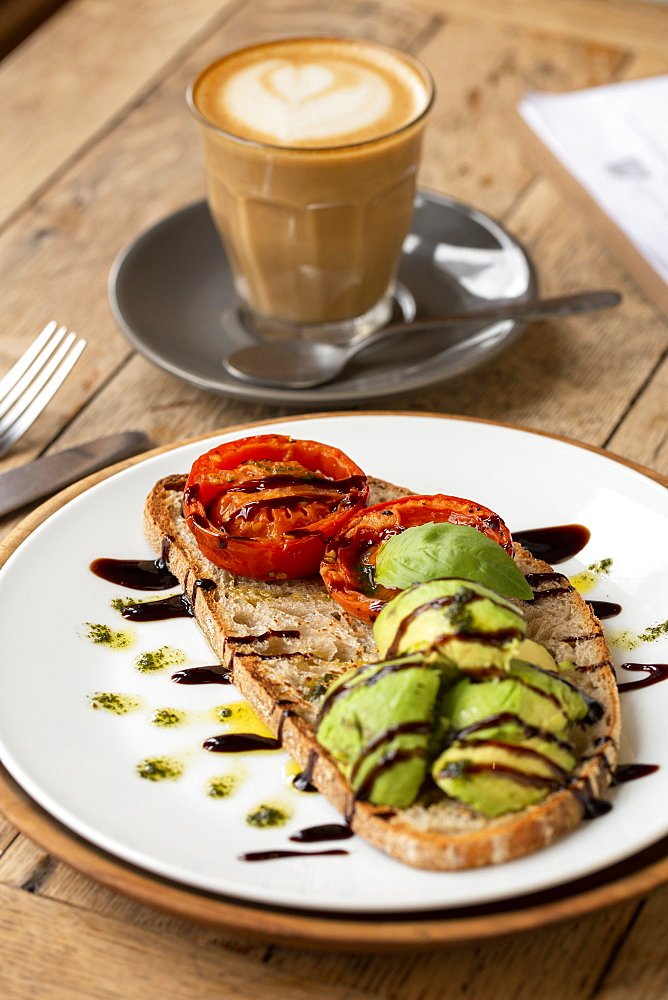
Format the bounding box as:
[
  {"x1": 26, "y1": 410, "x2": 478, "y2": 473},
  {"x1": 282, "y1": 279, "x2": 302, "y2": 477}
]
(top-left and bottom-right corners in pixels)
[
  {"x1": 639, "y1": 619, "x2": 668, "y2": 642},
  {"x1": 610, "y1": 618, "x2": 668, "y2": 650},
  {"x1": 150, "y1": 707, "x2": 186, "y2": 727},
  {"x1": 111, "y1": 594, "x2": 179, "y2": 612},
  {"x1": 588, "y1": 557, "x2": 613, "y2": 575},
  {"x1": 304, "y1": 672, "x2": 336, "y2": 702},
  {"x1": 206, "y1": 774, "x2": 238, "y2": 799},
  {"x1": 136, "y1": 756, "x2": 184, "y2": 781},
  {"x1": 89, "y1": 692, "x2": 141, "y2": 715},
  {"x1": 134, "y1": 646, "x2": 187, "y2": 673},
  {"x1": 246, "y1": 804, "x2": 290, "y2": 828},
  {"x1": 83, "y1": 623, "x2": 135, "y2": 649}
]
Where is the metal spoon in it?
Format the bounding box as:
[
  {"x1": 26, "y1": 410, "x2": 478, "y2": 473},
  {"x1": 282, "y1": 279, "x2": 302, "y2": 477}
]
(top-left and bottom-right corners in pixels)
[{"x1": 224, "y1": 289, "x2": 621, "y2": 389}]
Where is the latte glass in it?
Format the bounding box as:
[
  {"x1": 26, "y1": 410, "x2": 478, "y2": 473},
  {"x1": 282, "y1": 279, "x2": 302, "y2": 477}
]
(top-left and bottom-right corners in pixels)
[{"x1": 188, "y1": 37, "x2": 434, "y2": 344}]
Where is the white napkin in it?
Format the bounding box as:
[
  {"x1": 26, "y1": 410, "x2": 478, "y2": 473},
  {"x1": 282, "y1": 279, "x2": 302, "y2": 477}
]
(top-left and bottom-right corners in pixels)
[{"x1": 518, "y1": 76, "x2": 668, "y2": 285}]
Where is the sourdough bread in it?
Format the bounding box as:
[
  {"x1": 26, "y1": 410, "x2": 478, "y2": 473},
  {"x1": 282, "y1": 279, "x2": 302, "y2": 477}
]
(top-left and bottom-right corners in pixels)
[{"x1": 144, "y1": 473, "x2": 620, "y2": 870}]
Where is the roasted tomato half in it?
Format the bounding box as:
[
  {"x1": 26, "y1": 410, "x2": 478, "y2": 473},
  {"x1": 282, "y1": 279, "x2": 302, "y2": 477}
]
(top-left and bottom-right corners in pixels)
[
  {"x1": 320, "y1": 494, "x2": 513, "y2": 623},
  {"x1": 182, "y1": 434, "x2": 369, "y2": 580}
]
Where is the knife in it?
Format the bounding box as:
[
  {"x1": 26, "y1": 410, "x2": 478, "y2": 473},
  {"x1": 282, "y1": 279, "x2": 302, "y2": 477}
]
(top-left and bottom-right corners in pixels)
[{"x1": 0, "y1": 430, "x2": 151, "y2": 518}]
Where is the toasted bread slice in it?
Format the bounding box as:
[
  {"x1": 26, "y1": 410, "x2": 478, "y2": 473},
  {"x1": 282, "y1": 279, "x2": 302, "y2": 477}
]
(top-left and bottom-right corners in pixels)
[{"x1": 144, "y1": 474, "x2": 620, "y2": 870}]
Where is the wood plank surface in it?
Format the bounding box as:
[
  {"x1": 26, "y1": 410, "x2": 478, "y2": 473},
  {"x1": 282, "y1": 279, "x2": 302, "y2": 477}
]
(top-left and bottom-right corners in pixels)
[
  {"x1": 0, "y1": 882, "x2": 389, "y2": 1000},
  {"x1": 0, "y1": 0, "x2": 237, "y2": 228},
  {"x1": 417, "y1": 0, "x2": 668, "y2": 52},
  {"x1": 0, "y1": 0, "x2": 667, "y2": 997}
]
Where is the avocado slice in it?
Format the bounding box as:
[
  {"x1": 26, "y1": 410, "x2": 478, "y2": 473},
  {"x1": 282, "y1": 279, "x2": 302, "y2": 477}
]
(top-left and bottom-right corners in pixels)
[
  {"x1": 515, "y1": 638, "x2": 558, "y2": 672},
  {"x1": 432, "y1": 729, "x2": 576, "y2": 816},
  {"x1": 508, "y1": 658, "x2": 597, "y2": 724},
  {"x1": 373, "y1": 578, "x2": 526, "y2": 675},
  {"x1": 316, "y1": 656, "x2": 442, "y2": 808},
  {"x1": 439, "y1": 659, "x2": 591, "y2": 736},
  {"x1": 430, "y1": 660, "x2": 591, "y2": 815}
]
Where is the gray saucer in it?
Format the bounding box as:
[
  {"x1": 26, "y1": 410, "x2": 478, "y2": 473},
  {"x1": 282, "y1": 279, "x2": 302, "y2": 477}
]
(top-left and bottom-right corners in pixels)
[{"x1": 108, "y1": 191, "x2": 537, "y2": 407}]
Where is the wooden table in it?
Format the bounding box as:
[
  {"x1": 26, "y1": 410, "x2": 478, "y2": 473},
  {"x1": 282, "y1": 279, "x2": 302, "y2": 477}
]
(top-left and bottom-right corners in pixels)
[{"x1": 1, "y1": 0, "x2": 668, "y2": 995}]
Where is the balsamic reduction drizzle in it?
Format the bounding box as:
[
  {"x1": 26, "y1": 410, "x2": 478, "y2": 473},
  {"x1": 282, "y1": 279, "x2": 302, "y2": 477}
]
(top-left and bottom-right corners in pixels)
[
  {"x1": 191, "y1": 577, "x2": 216, "y2": 601},
  {"x1": 618, "y1": 663, "x2": 668, "y2": 693},
  {"x1": 202, "y1": 733, "x2": 282, "y2": 752},
  {"x1": 239, "y1": 849, "x2": 348, "y2": 862},
  {"x1": 188, "y1": 471, "x2": 366, "y2": 536},
  {"x1": 216, "y1": 472, "x2": 365, "y2": 496},
  {"x1": 317, "y1": 658, "x2": 425, "y2": 724},
  {"x1": 122, "y1": 593, "x2": 192, "y2": 622},
  {"x1": 569, "y1": 778, "x2": 613, "y2": 818},
  {"x1": 439, "y1": 761, "x2": 563, "y2": 794},
  {"x1": 513, "y1": 524, "x2": 591, "y2": 563},
  {"x1": 171, "y1": 665, "x2": 232, "y2": 685},
  {"x1": 293, "y1": 749, "x2": 319, "y2": 792},
  {"x1": 350, "y1": 721, "x2": 431, "y2": 783},
  {"x1": 613, "y1": 763, "x2": 660, "y2": 784},
  {"x1": 289, "y1": 823, "x2": 353, "y2": 843},
  {"x1": 228, "y1": 629, "x2": 301, "y2": 645},
  {"x1": 89, "y1": 556, "x2": 177, "y2": 591},
  {"x1": 293, "y1": 771, "x2": 318, "y2": 793},
  {"x1": 275, "y1": 704, "x2": 297, "y2": 742},
  {"x1": 588, "y1": 600, "x2": 623, "y2": 620}
]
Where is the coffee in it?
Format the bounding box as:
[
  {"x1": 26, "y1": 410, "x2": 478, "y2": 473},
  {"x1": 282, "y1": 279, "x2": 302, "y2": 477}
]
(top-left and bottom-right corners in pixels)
[
  {"x1": 189, "y1": 38, "x2": 434, "y2": 341},
  {"x1": 194, "y1": 38, "x2": 429, "y2": 148}
]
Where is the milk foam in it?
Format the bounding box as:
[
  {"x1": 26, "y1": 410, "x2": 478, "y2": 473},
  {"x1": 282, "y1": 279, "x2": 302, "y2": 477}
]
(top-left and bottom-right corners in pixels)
[{"x1": 194, "y1": 39, "x2": 431, "y2": 147}]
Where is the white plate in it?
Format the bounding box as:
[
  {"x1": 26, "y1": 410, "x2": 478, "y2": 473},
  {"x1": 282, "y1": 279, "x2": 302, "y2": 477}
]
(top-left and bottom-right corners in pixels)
[{"x1": 0, "y1": 413, "x2": 666, "y2": 914}]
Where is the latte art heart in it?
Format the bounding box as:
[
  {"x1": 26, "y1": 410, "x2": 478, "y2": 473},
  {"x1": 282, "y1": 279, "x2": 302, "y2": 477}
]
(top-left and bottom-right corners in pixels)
[
  {"x1": 194, "y1": 38, "x2": 431, "y2": 148},
  {"x1": 270, "y1": 64, "x2": 335, "y2": 104},
  {"x1": 222, "y1": 58, "x2": 393, "y2": 144}
]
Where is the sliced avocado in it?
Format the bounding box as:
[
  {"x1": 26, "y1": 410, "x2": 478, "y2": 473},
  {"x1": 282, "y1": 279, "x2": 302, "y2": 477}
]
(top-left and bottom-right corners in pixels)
[
  {"x1": 373, "y1": 578, "x2": 526, "y2": 675},
  {"x1": 431, "y1": 659, "x2": 589, "y2": 815},
  {"x1": 432, "y1": 731, "x2": 574, "y2": 817},
  {"x1": 316, "y1": 656, "x2": 442, "y2": 808},
  {"x1": 508, "y1": 658, "x2": 592, "y2": 724},
  {"x1": 515, "y1": 638, "x2": 558, "y2": 673},
  {"x1": 439, "y1": 659, "x2": 590, "y2": 735}
]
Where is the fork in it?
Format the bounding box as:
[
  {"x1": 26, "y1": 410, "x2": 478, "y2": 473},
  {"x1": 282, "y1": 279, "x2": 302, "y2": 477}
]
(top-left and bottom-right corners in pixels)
[{"x1": 0, "y1": 321, "x2": 87, "y2": 457}]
